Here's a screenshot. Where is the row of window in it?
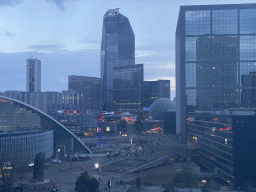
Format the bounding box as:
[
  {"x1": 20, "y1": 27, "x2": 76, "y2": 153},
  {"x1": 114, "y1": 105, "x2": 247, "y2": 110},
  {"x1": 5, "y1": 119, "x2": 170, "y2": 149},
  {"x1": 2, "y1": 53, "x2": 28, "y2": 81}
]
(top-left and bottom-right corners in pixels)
[{"x1": 186, "y1": 9, "x2": 256, "y2": 35}]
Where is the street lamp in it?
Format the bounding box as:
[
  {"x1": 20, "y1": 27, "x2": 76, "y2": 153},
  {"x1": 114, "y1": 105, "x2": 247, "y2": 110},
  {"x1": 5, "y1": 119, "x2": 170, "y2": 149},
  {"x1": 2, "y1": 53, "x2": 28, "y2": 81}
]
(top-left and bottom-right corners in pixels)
[{"x1": 95, "y1": 163, "x2": 99, "y2": 169}]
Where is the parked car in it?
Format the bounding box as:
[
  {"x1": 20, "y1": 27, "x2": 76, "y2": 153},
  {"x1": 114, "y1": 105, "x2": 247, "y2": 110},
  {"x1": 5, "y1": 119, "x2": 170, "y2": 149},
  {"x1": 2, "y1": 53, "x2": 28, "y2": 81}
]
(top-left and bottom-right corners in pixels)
[{"x1": 52, "y1": 159, "x2": 61, "y2": 164}]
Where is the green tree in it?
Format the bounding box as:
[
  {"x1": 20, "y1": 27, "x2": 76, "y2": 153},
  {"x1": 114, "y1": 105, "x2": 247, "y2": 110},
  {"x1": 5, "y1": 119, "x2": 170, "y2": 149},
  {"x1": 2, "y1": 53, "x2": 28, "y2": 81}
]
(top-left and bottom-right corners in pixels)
[
  {"x1": 136, "y1": 177, "x2": 141, "y2": 188},
  {"x1": 74, "y1": 171, "x2": 99, "y2": 192},
  {"x1": 173, "y1": 168, "x2": 199, "y2": 188},
  {"x1": 117, "y1": 120, "x2": 127, "y2": 133},
  {"x1": 135, "y1": 121, "x2": 143, "y2": 133},
  {"x1": 202, "y1": 184, "x2": 208, "y2": 192},
  {"x1": 0, "y1": 152, "x2": 13, "y2": 192},
  {"x1": 245, "y1": 182, "x2": 253, "y2": 192}
]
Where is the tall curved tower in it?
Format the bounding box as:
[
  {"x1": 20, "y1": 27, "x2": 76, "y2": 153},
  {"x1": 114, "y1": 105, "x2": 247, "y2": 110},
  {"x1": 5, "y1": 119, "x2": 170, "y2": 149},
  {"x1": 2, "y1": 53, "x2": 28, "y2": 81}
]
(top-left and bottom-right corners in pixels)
[{"x1": 101, "y1": 8, "x2": 135, "y2": 111}]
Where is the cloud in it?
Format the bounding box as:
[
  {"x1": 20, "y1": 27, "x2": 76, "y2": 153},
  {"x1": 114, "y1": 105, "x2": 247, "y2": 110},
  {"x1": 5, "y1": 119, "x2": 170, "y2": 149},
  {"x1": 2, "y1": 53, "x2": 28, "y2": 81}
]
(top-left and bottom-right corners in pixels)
[
  {"x1": 79, "y1": 38, "x2": 101, "y2": 44},
  {"x1": 144, "y1": 61, "x2": 175, "y2": 70},
  {"x1": 28, "y1": 44, "x2": 66, "y2": 52},
  {"x1": 46, "y1": 0, "x2": 79, "y2": 11},
  {"x1": 0, "y1": 0, "x2": 22, "y2": 6},
  {"x1": 136, "y1": 41, "x2": 174, "y2": 52},
  {"x1": 0, "y1": 30, "x2": 16, "y2": 37},
  {"x1": 135, "y1": 41, "x2": 175, "y2": 65},
  {"x1": 46, "y1": 0, "x2": 65, "y2": 11},
  {"x1": 0, "y1": 63, "x2": 9, "y2": 67}
]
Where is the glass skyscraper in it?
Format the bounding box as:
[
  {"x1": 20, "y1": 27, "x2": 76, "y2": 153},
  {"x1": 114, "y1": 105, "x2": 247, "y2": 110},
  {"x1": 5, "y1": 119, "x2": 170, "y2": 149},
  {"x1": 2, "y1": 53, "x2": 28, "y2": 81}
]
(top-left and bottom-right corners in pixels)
[
  {"x1": 113, "y1": 64, "x2": 143, "y2": 113},
  {"x1": 68, "y1": 75, "x2": 101, "y2": 111},
  {"x1": 144, "y1": 80, "x2": 171, "y2": 108},
  {"x1": 176, "y1": 4, "x2": 256, "y2": 143},
  {"x1": 101, "y1": 8, "x2": 135, "y2": 111}
]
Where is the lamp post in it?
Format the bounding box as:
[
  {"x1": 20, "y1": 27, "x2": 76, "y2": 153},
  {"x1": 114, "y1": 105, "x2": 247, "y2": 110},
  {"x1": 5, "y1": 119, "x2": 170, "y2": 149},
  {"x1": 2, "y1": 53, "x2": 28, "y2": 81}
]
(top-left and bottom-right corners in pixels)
[{"x1": 70, "y1": 154, "x2": 73, "y2": 167}]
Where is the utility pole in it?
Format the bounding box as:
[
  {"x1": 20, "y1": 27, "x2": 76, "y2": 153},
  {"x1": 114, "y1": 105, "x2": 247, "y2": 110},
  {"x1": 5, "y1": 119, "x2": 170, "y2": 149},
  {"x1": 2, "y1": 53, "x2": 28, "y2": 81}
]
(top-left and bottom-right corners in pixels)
[{"x1": 108, "y1": 180, "x2": 111, "y2": 192}]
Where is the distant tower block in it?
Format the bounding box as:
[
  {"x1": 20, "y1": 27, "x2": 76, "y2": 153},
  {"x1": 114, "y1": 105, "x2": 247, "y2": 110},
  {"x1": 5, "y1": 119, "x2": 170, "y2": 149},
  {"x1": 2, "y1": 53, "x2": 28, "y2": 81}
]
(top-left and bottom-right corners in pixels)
[{"x1": 26, "y1": 59, "x2": 41, "y2": 92}]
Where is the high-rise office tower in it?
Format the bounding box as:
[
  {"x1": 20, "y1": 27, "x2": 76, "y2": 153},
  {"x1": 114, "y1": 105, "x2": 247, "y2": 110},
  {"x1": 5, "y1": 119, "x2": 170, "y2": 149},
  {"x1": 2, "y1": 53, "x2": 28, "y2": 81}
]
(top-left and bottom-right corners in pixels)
[
  {"x1": 101, "y1": 8, "x2": 135, "y2": 111},
  {"x1": 176, "y1": 3, "x2": 256, "y2": 187},
  {"x1": 26, "y1": 59, "x2": 41, "y2": 92},
  {"x1": 113, "y1": 64, "x2": 143, "y2": 113},
  {"x1": 68, "y1": 75, "x2": 101, "y2": 111},
  {"x1": 144, "y1": 80, "x2": 170, "y2": 107},
  {"x1": 176, "y1": 4, "x2": 256, "y2": 143}
]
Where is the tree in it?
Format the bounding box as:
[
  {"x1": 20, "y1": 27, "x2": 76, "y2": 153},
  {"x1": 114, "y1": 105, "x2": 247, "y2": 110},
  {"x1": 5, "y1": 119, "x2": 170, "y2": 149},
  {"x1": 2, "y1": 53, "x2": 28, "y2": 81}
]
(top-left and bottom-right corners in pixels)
[
  {"x1": 173, "y1": 168, "x2": 199, "y2": 188},
  {"x1": 74, "y1": 171, "x2": 99, "y2": 192},
  {"x1": 117, "y1": 120, "x2": 127, "y2": 133},
  {"x1": 135, "y1": 121, "x2": 143, "y2": 133},
  {"x1": 0, "y1": 151, "x2": 14, "y2": 192},
  {"x1": 136, "y1": 177, "x2": 141, "y2": 188}
]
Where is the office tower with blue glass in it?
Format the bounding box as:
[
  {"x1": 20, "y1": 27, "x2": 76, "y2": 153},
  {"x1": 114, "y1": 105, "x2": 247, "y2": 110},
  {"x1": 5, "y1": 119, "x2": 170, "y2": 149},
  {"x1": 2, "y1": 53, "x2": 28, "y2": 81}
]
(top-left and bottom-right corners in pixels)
[
  {"x1": 113, "y1": 64, "x2": 143, "y2": 113},
  {"x1": 144, "y1": 80, "x2": 171, "y2": 108},
  {"x1": 101, "y1": 8, "x2": 135, "y2": 111},
  {"x1": 68, "y1": 75, "x2": 101, "y2": 111},
  {"x1": 176, "y1": 4, "x2": 256, "y2": 187}
]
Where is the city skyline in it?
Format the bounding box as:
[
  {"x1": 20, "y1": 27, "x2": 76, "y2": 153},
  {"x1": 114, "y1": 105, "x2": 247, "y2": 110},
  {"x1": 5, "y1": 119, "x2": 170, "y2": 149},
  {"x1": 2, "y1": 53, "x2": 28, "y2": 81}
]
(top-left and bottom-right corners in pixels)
[{"x1": 0, "y1": 0, "x2": 255, "y2": 99}]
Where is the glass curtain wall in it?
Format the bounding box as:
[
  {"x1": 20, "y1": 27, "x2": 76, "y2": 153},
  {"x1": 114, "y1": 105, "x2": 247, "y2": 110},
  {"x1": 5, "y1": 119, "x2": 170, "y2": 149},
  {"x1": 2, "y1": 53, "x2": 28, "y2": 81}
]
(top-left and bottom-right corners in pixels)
[
  {"x1": 101, "y1": 9, "x2": 135, "y2": 111},
  {"x1": 185, "y1": 8, "x2": 256, "y2": 109}
]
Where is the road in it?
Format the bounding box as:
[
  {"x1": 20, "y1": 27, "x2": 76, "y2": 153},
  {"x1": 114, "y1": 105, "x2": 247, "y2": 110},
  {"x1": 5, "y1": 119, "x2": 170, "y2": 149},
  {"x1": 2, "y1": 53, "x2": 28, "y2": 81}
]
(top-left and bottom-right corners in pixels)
[{"x1": 14, "y1": 134, "x2": 188, "y2": 192}]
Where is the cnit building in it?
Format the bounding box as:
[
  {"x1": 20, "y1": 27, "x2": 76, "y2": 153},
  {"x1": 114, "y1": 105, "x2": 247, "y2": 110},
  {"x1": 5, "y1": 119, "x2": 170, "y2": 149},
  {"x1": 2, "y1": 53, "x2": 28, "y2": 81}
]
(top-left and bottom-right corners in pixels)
[
  {"x1": 0, "y1": 95, "x2": 91, "y2": 182},
  {"x1": 176, "y1": 3, "x2": 256, "y2": 188}
]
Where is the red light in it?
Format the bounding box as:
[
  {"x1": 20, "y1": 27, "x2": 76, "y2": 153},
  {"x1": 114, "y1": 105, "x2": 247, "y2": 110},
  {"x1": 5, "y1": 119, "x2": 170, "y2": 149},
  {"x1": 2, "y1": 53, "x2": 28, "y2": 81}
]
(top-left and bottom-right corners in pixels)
[
  {"x1": 73, "y1": 110, "x2": 77, "y2": 114},
  {"x1": 101, "y1": 116, "x2": 104, "y2": 119},
  {"x1": 154, "y1": 127, "x2": 158, "y2": 130},
  {"x1": 226, "y1": 127, "x2": 232, "y2": 130},
  {"x1": 127, "y1": 118, "x2": 131, "y2": 120},
  {"x1": 219, "y1": 128, "x2": 224, "y2": 131}
]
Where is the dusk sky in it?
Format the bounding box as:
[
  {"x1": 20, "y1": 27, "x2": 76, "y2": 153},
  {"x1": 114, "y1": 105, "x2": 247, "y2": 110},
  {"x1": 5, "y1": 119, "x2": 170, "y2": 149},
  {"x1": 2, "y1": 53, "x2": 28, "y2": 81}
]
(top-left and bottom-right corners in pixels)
[{"x1": 0, "y1": 0, "x2": 255, "y2": 99}]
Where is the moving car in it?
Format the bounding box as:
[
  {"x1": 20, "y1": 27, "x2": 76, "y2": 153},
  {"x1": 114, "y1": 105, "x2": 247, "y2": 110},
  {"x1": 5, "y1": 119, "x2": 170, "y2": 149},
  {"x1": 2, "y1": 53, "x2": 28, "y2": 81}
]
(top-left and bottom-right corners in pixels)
[{"x1": 52, "y1": 159, "x2": 61, "y2": 164}]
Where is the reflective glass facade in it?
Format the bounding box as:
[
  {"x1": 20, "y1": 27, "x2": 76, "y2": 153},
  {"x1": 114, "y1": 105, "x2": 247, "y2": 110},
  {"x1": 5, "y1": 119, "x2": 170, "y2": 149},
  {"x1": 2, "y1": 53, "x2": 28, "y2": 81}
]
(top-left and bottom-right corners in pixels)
[
  {"x1": 176, "y1": 4, "x2": 256, "y2": 143},
  {"x1": 101, "y1": 9, "x2": 135, "y2": 111},
  {"x1": 113, "y1": 64, "x2": 143, "y2": 113},
  {"x1": 176, "y1": 4, "x2": 256, "y2": 187},
  {"x1": 0, "y1": 130, "x2": 54, "y2": 164},
  {"x1": 187, "y1": 112, "x2": 256, "y2": 188},
  {"x1": 144, "y1": 80, "x2": 170, "y2": 108},
  {"x1": 187, "y1": 113, "x2": 234, "y2": 183},
  {"x1": 68, "y1": 75, "x2": 101, "y2": 111}
]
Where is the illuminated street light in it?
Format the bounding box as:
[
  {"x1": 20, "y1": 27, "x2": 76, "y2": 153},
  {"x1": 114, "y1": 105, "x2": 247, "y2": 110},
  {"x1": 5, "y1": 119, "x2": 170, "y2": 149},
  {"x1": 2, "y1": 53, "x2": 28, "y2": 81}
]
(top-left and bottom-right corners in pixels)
[{"x1": 95, "y1": 163, "x2": 99, "y2": 169}]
